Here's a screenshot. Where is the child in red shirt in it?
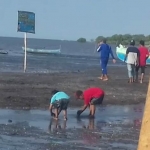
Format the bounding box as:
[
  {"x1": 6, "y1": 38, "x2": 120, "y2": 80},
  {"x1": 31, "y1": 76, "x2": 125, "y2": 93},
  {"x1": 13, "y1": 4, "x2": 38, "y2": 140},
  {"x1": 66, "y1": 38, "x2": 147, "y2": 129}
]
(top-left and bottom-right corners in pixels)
[
  {"x1": 75, "y1": 87, "x2": 104, "y2": 118},
  {"x1": 136, "y1": 40, "x2": 149, "y2": 83}
]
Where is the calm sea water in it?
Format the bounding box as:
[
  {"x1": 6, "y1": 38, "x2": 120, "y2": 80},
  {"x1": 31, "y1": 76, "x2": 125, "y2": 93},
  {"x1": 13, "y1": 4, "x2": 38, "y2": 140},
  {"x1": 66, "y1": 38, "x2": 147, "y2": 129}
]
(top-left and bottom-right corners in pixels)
[{"x1": 0, "y1": 37, "x2": 123, "y2": 73}]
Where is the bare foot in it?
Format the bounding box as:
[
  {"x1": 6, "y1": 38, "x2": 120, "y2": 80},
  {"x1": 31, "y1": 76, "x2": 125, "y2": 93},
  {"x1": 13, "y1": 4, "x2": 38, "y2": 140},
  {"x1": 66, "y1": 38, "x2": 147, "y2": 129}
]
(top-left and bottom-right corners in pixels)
[
  {"x1": 53, "y1": 117, "x2": 58, "y2": 120},
  {"x1": 140, "y1": 80, "x2": 143, "y2": 84},
  {"x1": 98, "y1": 77, "x2": 103, "y2": 80},
  {"x1": 64, "y1": 117, "x2": 67, "y2": 121},
  {"x1": 103, "y1": 78, "x2": 108, "y2": 81}
]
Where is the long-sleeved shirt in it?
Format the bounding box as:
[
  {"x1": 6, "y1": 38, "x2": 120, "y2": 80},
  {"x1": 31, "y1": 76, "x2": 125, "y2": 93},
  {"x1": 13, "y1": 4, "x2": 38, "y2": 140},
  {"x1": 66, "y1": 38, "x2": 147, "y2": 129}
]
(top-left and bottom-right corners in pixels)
[{"x1": 97, "y1": 43, "x2": 115, "y2": 59}]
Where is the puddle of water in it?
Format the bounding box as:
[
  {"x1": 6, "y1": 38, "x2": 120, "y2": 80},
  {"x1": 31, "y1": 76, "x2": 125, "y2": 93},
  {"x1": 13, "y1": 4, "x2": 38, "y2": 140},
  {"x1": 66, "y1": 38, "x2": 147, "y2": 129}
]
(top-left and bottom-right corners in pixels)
[
  {"x1": 0, "y1": 104, "x2": 144, "y2": 130},
  {"x1": 0, "y1": 104, "x2": 144, "y2": 150},
  {"x1": 111, "y1": 142, "x2": 137, "y2": 149}
]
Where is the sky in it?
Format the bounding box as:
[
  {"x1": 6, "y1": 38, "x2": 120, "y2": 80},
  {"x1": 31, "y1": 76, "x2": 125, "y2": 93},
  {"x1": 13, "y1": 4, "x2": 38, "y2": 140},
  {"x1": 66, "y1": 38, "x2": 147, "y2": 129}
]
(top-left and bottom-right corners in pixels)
[{"x1": 0, "y1": 0, "x2": 150, "y2": 41}]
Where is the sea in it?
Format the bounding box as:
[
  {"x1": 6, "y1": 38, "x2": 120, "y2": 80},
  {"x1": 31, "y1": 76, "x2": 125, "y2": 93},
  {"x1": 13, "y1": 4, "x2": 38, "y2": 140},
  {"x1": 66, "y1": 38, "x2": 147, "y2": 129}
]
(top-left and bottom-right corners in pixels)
[{"x1": 0, "y1": 37, "x2": 123, "y2": 73}]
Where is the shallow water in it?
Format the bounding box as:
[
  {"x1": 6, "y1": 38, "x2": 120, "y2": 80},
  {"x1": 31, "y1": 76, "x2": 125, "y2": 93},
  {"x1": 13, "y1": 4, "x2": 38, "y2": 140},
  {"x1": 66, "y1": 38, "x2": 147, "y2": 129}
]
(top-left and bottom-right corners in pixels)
[
  {"x1": 0, "y1": 104, "x2": 144, "y2": 150},
  {"x1": 0, "y1": 52, "x2": 124, "y2": 73},
  {"x1": 0, "y1": 37, "x2": 125, "y2": 73}
]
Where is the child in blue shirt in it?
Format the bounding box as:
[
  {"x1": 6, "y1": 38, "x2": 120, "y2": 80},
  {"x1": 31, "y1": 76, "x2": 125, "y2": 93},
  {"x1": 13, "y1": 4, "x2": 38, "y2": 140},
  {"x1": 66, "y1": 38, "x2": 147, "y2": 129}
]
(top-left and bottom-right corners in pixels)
[{"x1": 49, "y1": 89, "x2": 70, "y2": 120}]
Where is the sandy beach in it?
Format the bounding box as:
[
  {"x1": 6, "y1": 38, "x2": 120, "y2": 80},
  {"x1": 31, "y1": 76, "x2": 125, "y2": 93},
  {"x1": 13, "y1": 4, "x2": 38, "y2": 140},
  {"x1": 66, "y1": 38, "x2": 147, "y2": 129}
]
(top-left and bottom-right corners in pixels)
[
  {"x1": 0, "y1": 66, "x2": 148, "y2": 109},
  {"x1": 1, "y1": 1, "x2": 150, "y2": 148},
  {"x1": 0, "y1": 38, "x2": 149, "y2": 149},
  {"x1": 0, "y1": 66, "x2": 147, "y2": 150}
]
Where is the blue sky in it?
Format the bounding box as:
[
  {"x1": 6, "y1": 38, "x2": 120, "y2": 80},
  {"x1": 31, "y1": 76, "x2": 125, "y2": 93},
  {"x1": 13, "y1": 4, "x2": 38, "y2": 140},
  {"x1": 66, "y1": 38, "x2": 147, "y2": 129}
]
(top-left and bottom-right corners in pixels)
[{"x1": 0, "y1": 0, "x2": 150, "y2": 41}]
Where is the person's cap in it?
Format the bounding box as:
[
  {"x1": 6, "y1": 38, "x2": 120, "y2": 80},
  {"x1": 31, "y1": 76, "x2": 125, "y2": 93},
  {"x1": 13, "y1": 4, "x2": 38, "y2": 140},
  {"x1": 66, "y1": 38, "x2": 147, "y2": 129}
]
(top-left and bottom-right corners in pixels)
[{"x1": 130, "y1": 39, "x2": 135, "y2": 45}]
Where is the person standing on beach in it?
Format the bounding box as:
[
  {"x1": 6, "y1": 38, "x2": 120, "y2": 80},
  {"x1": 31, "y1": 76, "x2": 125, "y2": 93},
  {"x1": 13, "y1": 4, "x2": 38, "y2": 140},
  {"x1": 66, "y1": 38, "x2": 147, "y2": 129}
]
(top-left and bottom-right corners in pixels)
[
  {"x1": 124, "y1": 40, "x2": 139, "y2": 83},
  {"x1": 49, "y1": 89, "x2": 70, "y2": 120},
  {"x1": 135, "y1": 40, "x2": 149, "y2": 83},
  {"x1": 96, "y1": 39, "x2": 116, "y2": 81},
  {"x1": 75, "y1": 87, "x2": 104, "y2": 118}
]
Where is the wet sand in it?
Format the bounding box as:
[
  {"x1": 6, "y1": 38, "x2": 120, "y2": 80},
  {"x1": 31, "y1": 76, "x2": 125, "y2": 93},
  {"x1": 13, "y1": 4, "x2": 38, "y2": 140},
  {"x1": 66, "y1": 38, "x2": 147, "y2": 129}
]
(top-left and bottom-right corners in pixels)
[
  {"x1": 0, "y1": 37, "x2": 148, "y2": 149},
  {"x1": 0, "y1": 104, "x2": 144, "y2": 150},
  {"x1": 0, "y1": 66, "x2": 149, "y2": 109},
  {"x1": 0, "y1": 66, "x2": 148, "y2": 149}
]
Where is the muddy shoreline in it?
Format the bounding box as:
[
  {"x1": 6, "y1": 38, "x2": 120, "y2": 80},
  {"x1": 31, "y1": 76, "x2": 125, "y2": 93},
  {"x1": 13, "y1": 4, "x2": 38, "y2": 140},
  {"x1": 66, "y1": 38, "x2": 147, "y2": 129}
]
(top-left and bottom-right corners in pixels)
[
  {"x1": 0, "y1": 66, "x2": 149, "y2": 109},
  {"x1": 0, "y1": 105, "x2": 143, "y2": 150}
]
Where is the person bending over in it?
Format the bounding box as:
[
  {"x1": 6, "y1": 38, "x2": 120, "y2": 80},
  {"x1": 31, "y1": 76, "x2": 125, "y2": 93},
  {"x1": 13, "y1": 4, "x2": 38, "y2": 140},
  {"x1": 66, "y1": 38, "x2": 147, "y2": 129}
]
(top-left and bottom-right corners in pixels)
[
  {"x1": 49, "y1": 89, "x2": 70, "y2": 120},
  {"x1": 75, "y1": 87, "x2": 104, "y2": 118}
]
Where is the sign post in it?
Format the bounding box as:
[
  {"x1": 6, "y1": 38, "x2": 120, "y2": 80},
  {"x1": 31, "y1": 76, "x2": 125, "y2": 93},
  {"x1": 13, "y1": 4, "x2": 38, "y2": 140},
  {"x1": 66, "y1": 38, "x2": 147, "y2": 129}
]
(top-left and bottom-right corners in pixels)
[
  {"x1": 24, "y1": 32, "x2": 27, "y2": 72},
  {"x1": 17, "y1": 11, "x2": 35, "y2": 72}
]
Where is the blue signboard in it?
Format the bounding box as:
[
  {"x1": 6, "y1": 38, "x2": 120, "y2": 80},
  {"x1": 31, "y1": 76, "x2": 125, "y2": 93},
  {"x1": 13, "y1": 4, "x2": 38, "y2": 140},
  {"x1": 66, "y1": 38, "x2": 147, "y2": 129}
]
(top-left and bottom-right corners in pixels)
[{"x1": 17, "y1": 11, "x2": 35, "y2": 33}]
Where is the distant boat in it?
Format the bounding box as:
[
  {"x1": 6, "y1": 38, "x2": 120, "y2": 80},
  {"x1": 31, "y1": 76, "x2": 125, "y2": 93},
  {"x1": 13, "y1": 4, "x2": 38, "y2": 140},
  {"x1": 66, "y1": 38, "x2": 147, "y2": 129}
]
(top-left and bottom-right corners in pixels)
[
  {"x1": 116, "y1": 44, "x2": 150, "y2": 65},
  {"x1": 0, "y1": 49, "x2": 8, "y2": 54},
  {"x1": 116, "y1": 44, "x2": 126, "y2": 62},
  {"x1": 22, "y1": 47, "x2": 61, "y2": 54}
]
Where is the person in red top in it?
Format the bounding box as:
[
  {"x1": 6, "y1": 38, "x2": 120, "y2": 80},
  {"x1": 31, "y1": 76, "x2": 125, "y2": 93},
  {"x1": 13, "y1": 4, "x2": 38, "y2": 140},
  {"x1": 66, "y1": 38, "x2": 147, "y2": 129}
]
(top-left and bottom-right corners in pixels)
[
  {"x1": 75, "y1": 87, "x2": 104, "y2": 118},
  {"x1": 136, "y1": 40, "x2": 149, "y2": 83}
]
